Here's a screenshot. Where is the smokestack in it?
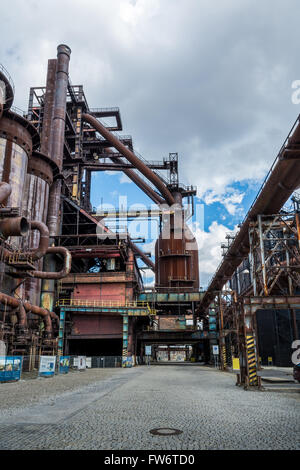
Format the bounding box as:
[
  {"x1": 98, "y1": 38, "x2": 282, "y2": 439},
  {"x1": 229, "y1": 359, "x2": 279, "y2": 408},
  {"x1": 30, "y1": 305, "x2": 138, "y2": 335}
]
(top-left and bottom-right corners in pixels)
[{"x1": 47, "y1": 44, "x2": 71, "y2": 237}]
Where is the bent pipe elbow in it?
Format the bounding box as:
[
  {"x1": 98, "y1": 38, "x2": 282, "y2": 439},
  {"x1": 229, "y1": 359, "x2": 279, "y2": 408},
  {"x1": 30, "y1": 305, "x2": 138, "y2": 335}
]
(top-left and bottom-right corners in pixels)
[
  {"x1": 27, "y1": 246, "x2": 72, "y2": 279},
  {"x1": 0, "y1": 293, "x2": 27, "y2": 327},
  {"x1": 0, "y1": 292, "x2": 53, "y2": 334},
  {"x1": 26, "y1": 221, "x2": 50, "y2": 261},
  {"x1": 23, "y1": 301, "x2": 53, "y2": 334}
]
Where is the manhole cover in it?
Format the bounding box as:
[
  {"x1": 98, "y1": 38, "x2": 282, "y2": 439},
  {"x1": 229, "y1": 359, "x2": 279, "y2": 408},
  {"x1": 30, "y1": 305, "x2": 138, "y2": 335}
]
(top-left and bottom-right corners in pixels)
[{"x1": 150, "y1": 428, "x2": 183, "y2": 436}]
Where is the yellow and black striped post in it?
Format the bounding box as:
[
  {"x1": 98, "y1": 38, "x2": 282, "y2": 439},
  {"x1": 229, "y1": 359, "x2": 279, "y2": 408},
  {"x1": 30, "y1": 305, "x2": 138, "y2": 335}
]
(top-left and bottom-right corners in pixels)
[
  {"x1": 222, "y1": 345, "x2": 227, "y2": 370},
  {"x1": 246, "y1": 335, "x2": 258, "y2": 386}
]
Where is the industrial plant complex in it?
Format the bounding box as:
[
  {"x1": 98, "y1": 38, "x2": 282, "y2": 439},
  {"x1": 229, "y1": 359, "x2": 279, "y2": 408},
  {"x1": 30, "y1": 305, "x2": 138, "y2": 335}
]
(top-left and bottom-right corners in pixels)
[{"x1": 0, "y1": 43, "x2": 299, "y2": 390}]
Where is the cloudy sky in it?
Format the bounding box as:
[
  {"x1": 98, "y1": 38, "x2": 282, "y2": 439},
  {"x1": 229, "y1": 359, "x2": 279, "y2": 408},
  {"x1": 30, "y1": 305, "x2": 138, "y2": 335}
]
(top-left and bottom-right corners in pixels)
[{"x1": 2, "y1": 0, "x2": 300, "y2": 287}]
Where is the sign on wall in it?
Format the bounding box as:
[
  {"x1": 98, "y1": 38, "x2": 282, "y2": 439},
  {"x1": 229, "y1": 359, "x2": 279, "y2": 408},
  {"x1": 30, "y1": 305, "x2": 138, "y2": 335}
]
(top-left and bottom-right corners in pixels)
[
  {"x1": 0, "y1": 356, "x2": 22, "y2": 382},
  {"x1": 39, "y1": 356, "x2": 56, "y2": 377}
]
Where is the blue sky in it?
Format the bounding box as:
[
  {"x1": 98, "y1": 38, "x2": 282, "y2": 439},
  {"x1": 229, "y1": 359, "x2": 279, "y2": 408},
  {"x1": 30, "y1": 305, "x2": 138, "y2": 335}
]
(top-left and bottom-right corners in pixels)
[{"x1": 90, "y1": 170, "x2": 264, "y2": 288}]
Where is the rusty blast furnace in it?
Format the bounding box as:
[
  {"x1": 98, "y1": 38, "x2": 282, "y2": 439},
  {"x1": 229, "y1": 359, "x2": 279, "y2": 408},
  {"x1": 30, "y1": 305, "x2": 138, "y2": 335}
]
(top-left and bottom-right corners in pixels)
[{"x1": 0, "y1": 45, "x2": 203, "y2": 366}]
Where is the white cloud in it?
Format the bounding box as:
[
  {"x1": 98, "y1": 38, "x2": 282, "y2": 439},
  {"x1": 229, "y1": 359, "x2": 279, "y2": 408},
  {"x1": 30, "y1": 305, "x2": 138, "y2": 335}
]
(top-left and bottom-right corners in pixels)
[
  {"x1": 203, "y1": 188, "x2": 245, "y2": 215},
  {"x1": 119, "y1": 173, "x2": 132, "y2": 184},
  {"x1": 2, "y1": 0, "x2": 300, "y2": 286},
  {"x1": 191, "y1": 221, "x2": 239, "y2": 289}
]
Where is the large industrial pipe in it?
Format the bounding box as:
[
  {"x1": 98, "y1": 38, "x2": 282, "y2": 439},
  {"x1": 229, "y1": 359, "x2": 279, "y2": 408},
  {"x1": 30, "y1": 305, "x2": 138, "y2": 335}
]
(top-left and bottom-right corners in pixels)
[
  {"x1": 29, "y1": 246, "x2": 71, "y2": 279},
  {"x1": 41, "y1": 45, "x2": 71, "y2": 314},
  {"x1": 82, "y1": 113, "x2": 175, "y2": 206},
  {"x1": 13, "y1": 246, "x2": 71, "y2": 280},
  {"x1": 18, "y1": 301, "x2": 27, "y2": 328},
  {"x1": 26, "y1": 221, "x2": 50, "y2": 261},
  {"x1": 40, "y1": 59, "x2": 57, "y2": 156},
  {"x1": 0, "y1": 216, "x2": 29, "y2": 239},
  {"x1": 0, "y1": 292, "x2": 53, "y2": 334},
  {"x1": 23, "y1": 301, "x2": 52, "y2": 334},
  {"x1": 50, "y1": 45, "x2": 71, "y2": 170},
  {"x1": 0, "y1": 294, "x2": 27, "y2": 327},
  {"x1": 0, "y1": 220, "x2": 49, "y2": 262},
  {"x1": 108, "y1": 153, "x2": 166, "y2": 205},
  {"x1": 47, "y1": 44, "x2": 71, "y2": 237},
  {"x1": 129, "y1": 240, "x2": 155, "y2": 270}
]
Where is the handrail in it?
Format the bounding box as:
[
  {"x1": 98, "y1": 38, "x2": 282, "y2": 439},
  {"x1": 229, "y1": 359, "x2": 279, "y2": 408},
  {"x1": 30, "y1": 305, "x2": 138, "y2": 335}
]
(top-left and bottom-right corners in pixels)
[
  {"x1": 90, "y1": 107, "x2": 120, "y2": 113},
  {"x1": 57, "y1": 298, "x2": 152, "y2": 308}
]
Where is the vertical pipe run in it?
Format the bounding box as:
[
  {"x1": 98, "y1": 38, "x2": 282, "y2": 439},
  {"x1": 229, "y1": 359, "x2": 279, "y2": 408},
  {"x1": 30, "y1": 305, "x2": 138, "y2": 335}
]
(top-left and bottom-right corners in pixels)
[
  {"x1": 41, "y1": 59, "x2": 57, "y2": 156},
  {"x1": 42, "y1": 45, "x2": 71, "y2": 313},
  {"x1": 47, "y1": 44, "x2": 71, "y2": 237}
]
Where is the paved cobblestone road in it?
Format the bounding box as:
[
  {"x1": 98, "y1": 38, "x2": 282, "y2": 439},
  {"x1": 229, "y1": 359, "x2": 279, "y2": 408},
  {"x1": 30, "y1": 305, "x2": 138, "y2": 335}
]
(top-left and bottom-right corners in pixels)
[{"x1": 0, "y1": 365, "x2": 299, "y2": 450}]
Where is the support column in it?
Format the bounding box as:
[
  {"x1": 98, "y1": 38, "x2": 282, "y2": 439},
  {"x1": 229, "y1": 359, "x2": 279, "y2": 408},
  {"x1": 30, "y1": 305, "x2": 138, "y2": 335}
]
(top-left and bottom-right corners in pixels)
[
  {"x1": 208, "y1": 304, "x2": 218, "y2": 364},
  {"x1": 218, "y1": 294, "x2": 227, "y2": 370},
  {"x1": 122, "y1": 314, "x2": 131, "y2": 367},
  {"x1": 238, "y1": 300, "x2": 261, "y2": 389}
]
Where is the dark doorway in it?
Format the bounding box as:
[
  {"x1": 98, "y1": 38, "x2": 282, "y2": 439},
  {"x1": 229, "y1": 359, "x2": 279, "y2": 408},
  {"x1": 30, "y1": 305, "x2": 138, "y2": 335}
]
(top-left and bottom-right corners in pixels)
[
  {"x1": 68, "y1": 338, "x2": 122, "y2": 356},
  {"x1": 256, "y1": 309, "x2": 300, "y2": 366}
]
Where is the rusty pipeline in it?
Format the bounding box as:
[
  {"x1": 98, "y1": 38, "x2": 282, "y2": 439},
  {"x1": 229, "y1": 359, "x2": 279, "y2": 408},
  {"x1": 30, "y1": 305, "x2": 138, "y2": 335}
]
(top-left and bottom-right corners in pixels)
[
  {"x1": 47, "y1": 45, "x2": 71, "y2": 238},
  {"x1": 23, "y1": 301, "x2": 53, "y2": 335},
  {"x1": 18, "y1": 301, "x2": 27, "y2": 328},
  {"x1": 82, "y1": 113, "x2": 175, "y2": 206},
  {"x1": 0, "y1": 292, "x2": 53, "y2": 334},
  {"x1": 26, "y1": 221, "x2": 50, "y2": 261},
  {"x1": 31, "y1": 246, "x2": 72, "y2": 279},
  {"x1": 0, "y1": 294, "x2": 27, "y2": 327},
  {"x1": 50, "y1": 44, "x2": 71, "y2": 170},
  {"x1": 108, "y1": 152, "x2": 165, "y2": 205},
  {"x1": 14, "y1": 246, "x2": 72, "y2": 280},
  {"x1": 129, "y1": 241, "x2": 155, "y2": 270},
  {"x1": 0, "y1": 220, "x2": 49, "y2": 264},
  {"x1": 0, "y1": 216, "x2": 29, "y2": 239}
]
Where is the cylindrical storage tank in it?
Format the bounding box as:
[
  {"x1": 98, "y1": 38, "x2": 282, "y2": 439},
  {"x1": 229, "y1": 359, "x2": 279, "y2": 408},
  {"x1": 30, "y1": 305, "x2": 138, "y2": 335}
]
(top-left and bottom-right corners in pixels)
[
  {"x1": 21, "y1": 151, "x2": 56, "y2": 306},
  {"x1": 0, "y1": 111, "x2": 39, "y2": 246},
  {"x1": 0, "y1": 110, "x2": 39, "y2": 301}
]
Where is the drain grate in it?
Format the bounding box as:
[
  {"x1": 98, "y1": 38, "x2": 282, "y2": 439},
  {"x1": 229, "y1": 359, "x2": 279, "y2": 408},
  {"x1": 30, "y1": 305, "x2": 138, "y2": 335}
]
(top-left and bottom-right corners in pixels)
[{"x1": 150, "y1": 428, "x2": 183, "y2": 436}]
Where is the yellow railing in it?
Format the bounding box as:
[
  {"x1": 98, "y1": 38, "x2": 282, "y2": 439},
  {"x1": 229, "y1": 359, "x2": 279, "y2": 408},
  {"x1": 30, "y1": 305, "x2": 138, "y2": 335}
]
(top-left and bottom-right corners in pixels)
[{"x1": 57, "y1": 298, "x2": 152, "y2": 309}]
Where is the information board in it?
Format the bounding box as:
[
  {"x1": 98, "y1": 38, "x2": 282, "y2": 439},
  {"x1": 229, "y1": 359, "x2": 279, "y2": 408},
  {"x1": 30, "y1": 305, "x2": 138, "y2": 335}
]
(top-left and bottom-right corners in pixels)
[
  {"x1": 0, "y1": 356, "x2": 22, "y2": 382},
  {"x1": 39, "y1": 356, "x2": 56, "y2": 377}
]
